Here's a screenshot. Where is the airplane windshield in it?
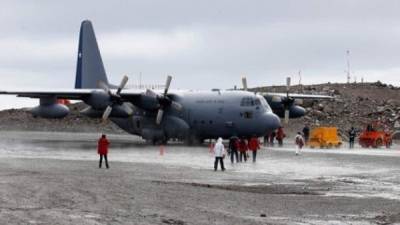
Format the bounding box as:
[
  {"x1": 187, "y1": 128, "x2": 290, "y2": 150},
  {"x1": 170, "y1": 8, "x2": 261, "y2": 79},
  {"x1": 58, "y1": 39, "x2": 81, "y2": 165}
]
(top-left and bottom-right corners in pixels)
[{"x1": 257, "y1": 95, "x2": 271, "y2": 112}]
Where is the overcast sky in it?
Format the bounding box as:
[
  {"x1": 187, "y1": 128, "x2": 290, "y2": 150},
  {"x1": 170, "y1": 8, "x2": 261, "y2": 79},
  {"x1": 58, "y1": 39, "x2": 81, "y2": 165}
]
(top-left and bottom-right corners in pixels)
[{"x1": 0, "y1": 0, "x2": 399, "y2": 108}]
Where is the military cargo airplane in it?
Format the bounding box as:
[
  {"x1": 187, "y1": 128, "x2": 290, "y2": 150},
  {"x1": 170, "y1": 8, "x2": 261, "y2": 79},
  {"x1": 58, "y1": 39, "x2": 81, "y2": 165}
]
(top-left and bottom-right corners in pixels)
[{"x1": 0, "y1": 20, "x2": 281, "y2": 144}]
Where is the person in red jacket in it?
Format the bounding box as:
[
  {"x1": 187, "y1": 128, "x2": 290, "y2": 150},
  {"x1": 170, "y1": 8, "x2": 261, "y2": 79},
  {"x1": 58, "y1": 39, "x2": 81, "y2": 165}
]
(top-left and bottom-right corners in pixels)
[
  {"x1": 238, "y1": 138, "x2": 248, "y2": 162},
  {"x1": 276, "y1": 127, "x2": 286, "y2": 147},
  {"x1": 248, "y1": 136, "x2": 260, "y2": 162},
  {"x1": 98, "y1": 134, "x2": 110, "y2": 169}
]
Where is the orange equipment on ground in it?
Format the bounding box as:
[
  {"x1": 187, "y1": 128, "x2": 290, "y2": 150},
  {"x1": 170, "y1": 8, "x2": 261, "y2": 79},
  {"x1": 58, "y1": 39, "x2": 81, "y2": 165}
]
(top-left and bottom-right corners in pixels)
[
  {"x1": 308, "y1": 127, "x2": 342, "y2": 149},
  {"x1": 359, "y1": 121, "x2": 392, "y2": 148}
]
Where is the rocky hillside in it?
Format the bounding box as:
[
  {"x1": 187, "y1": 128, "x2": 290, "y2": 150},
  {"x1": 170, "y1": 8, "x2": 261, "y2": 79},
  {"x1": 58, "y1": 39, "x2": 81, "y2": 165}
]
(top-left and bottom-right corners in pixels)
[
  {"x1": 253, "y1": 81, "x2": 400, "y2": 138},
  {"x1": 0, "y1": 102, "x2": 124, "y2": 134}
]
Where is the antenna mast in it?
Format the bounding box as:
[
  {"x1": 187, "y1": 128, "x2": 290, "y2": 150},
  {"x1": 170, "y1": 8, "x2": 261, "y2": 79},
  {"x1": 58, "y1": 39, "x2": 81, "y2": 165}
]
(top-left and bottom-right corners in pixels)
[{"x1": 346, "y1": 50, "x2": 351, "y2": 83}]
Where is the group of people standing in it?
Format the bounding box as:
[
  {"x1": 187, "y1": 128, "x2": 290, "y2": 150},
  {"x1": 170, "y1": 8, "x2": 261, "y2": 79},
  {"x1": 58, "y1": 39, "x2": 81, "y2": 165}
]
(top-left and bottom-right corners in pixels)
[
  {"x1": 213, "y1": 136, "x2": 261, "y2": 171},
  {"x1": 264, "y1": 126, "x2": 286, "y2": 147}
]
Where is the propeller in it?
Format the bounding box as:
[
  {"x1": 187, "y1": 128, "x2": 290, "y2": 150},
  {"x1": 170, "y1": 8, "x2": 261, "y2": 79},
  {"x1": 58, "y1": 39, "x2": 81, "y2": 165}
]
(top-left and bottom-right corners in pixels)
[
  {"x1": 242, "y1": 77, "x2": 248, "y2": 91},
  {"x1": 145, "y1": 75, "x2": 183, "y2": 125},
  {"x1": 99, "y1": 75, "x2": 133, "y2": 121},
  {"x1": 282, "y1": 77, "x2": 292, "y2": 124}
]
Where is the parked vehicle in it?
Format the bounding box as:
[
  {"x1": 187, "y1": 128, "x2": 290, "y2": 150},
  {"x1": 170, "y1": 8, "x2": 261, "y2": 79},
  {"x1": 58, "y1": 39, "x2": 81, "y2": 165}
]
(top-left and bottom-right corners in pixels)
[
  {"x1": 359, "y1": 122, "x2": 392, "y2": 148},
  {"x1": 309, "y1": 127, "x2": 342, "y2": 148}
]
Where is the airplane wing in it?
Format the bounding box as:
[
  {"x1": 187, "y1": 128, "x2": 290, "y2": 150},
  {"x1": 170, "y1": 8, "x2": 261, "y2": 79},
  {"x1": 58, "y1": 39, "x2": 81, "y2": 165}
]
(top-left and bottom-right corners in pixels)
[
  {"x1": 0, "y1": 89, "x2": 144, "y2": 100},
  {"x1": 261, "y1": 92, "x2": 333, "y2": 100}
]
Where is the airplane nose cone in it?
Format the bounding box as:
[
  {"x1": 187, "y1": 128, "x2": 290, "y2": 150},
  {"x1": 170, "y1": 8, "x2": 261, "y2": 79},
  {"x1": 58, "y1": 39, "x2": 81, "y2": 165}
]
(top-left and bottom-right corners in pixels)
[{"x1": 265, "y1": 112, "x2": 281, "y2": 131}]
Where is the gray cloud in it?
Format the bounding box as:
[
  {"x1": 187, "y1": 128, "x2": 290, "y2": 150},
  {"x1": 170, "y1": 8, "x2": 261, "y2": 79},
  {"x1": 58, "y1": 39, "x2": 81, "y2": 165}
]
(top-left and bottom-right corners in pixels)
[{"x1": 0, "y1": 0, "x2": 399, "y2": 108}]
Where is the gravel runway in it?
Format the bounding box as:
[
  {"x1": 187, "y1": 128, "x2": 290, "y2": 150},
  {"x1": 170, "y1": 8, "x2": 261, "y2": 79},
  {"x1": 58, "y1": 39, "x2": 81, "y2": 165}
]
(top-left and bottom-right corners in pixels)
[{"x1": 1, "y1": 131, "x2": 400, "y2": 224}]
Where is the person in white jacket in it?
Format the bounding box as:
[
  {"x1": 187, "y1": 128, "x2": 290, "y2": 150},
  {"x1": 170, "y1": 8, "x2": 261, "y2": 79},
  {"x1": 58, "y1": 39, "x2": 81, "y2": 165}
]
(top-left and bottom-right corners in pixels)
[
  {"x1": 213, "y1": 137, "x2": 226, "y2": 171},
  {"x1": 295, "y1": 132, "x2": 305, "y2": 155}
]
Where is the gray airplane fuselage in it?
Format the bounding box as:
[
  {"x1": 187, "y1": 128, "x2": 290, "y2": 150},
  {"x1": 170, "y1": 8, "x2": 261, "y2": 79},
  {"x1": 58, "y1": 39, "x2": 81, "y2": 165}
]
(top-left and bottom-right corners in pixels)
[{"x1": 111, "y1": 90, "x2": 280, "y2": 143}]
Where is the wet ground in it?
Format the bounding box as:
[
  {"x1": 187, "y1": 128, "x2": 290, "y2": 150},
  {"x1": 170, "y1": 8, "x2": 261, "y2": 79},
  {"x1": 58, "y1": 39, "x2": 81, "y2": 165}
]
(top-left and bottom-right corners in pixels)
[{"x1": 1, "y1": 131, "x2": 400, "y2": 224}]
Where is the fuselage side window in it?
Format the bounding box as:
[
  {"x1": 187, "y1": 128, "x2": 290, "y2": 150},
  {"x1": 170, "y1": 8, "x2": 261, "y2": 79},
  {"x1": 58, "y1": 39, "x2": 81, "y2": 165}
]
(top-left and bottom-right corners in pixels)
[{"x1": 244, "y1": 111, "x2": 253, "y2": 118}]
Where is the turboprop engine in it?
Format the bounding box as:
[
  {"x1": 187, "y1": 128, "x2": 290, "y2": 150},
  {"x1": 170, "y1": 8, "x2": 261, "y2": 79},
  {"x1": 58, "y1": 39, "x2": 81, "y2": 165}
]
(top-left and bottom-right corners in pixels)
[
  {"x1": 82, "y1": 75, "x2": 133, "y2": 120},
  {"x1": 31, "y1": 96, "x2": 69, "y2": 118}
]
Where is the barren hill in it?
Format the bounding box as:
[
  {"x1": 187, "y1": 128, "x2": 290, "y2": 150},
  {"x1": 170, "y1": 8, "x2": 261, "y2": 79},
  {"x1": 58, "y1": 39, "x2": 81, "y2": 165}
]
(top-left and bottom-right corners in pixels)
[{"x1": 252, "y1": 82, "x2": 400, "y2": 138}]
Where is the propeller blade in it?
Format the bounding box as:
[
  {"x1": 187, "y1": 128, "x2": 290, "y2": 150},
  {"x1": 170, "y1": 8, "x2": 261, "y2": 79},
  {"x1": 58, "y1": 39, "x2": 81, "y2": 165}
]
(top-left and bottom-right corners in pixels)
[
  {"x1": 145, "y1": 89, "x2": 158, "y2": 98},
  {"x1": 122, "y1": 103, "x2": 133, "y2": 115},
  {"x1": 286, "y1": 77, "x2": 291, "y2": 98},
  {"x1": 164, "y1": 75, "x2": 172, "y2": 96},
  {"x1": 294, "y1": 98, "x2": 303, "y2": 105},
  {"x1": 271, "y1": 95, "x2": 282, "y2": 103},
  {"x1": 156, "y1": 109, "x2": 164, "y2": 125},
  {"x1": 242, "y1": 77, "x2": 248, "y2": 91},
  {"x1": 98, "y1": 80, "x2": 110, "y2": 93},
  {"x1": 171, "y1": 101, "x2": 183, "y2": 111},
  {"x1": 102, "y1": 106, "x2": 113, "y2": 121},
  {"x1": 116, "y1": 75, "x2": 129, "y2": 95},
  {"x1": 284, "y1": 109, "x2": 290, "y2": 124},
  {"x1": 286, "y1": 77, "x2": 291, "y2": 88}
]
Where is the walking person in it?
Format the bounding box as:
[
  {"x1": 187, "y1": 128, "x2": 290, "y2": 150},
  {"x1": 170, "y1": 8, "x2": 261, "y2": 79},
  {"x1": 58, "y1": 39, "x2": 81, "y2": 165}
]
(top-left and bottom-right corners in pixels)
[
  {"x1": 238, "y1": 138, "x2": 248, "y2": 162},
  {"x1": 229, "y1": 137, "x2": 239, "y2": 163},
  {"x1": 248, "y1": 136, "x2": 260, "y2": 163},
  {"x1": 269, "y1": 131, "x2": 276, "y2": 146},
  {"x1": 276, "y1": 126, "x2": 286, "y2": 147},
  {"x1": 348, "y1": 127, "x2": 356, "y2": 149},
  {"x1": 302, "y1": 124, "x2": 310, "y2": 145},
  {"x1": 98, "y1": 134, "x2": 110, "y2": 169},
  {"x1": 213, "y1": 137, "x2": 226, "y2": 171},
  {"x1": 295, "y1": 132, "x2": 305, "y2": 155},
  {"x1": 263, "y1": 132, "x2": 270, "y2": 147}
]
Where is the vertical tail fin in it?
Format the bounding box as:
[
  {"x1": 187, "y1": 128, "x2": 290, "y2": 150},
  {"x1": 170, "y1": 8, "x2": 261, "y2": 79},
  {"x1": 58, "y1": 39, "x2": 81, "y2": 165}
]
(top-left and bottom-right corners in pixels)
[{"x1": 75, "y1": 20, "x2": 109, "y2": 89}]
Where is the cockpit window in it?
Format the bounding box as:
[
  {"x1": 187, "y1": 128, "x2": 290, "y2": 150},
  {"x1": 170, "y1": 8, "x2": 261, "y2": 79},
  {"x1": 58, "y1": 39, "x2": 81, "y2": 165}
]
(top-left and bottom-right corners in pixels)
[
  {"x1": 241, "y1": 96, "x2": 271, "y2": 111},
  {"x1": 257, "y1": 95, "x2": 272, "y2": 112},
  {"x1": 240, "y1": 97, "x2": 255, "y2": 106}
]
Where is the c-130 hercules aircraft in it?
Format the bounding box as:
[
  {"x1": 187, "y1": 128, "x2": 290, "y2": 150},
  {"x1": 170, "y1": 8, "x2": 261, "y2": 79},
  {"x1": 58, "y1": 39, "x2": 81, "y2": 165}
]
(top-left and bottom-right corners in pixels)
[{"x1": 0, "y1": 20, "x2": 281, "y2": 144}]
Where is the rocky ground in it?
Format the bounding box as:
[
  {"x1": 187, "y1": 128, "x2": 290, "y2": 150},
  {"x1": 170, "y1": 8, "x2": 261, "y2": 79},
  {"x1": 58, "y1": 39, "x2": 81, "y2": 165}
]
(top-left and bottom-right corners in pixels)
[{"x1": 1, "y1": 131, "x2": 400, "y2": 224}]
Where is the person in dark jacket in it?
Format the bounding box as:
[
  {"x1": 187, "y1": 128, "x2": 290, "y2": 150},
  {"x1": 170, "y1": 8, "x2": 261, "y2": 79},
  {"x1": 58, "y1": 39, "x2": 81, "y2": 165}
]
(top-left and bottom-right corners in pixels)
[
  {"x1": 269, "y1": 131, "x2": 276, "y2": 146},
  {"x1": 302, "y1": 124, "x2": 310, "y2": 144},
  {"x1": 348, "y1": 127, "x2": 356, "y2": 149},
  {"x1": 248, "y1": 136, "x2": 260, "y2": 162},
  {"x1": 238, "y1": 138, "x2": 248, "y2": 162},
  {"x1": 98, "y1": 134, "x2": 110, "y2": 169},
  {"x1": 229, "y1": 137, "x2": 239, "y2": 163}
]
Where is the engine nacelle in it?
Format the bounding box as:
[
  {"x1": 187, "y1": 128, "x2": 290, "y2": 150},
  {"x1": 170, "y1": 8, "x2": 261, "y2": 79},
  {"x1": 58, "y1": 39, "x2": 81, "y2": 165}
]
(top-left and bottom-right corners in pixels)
[
  {"x1": 288, "y1": 105, "x2": 306, "y2": 118},
  {"x1": 273, "y1": 105, "x2": 306, "y2": 118},
  {"x1": 84, "y1": 90, "x2": 110, "y2": 110},
  {"x1": 137, "y1": 94, "x2": 160, "y2": 111},
  {"x1": 163, "y1": 116, "x2": 190, "y2": 139},
  {"x1": 81, "y1": 103, "x2": 134, "y2": 118},
  {"x1": 31, "y1": 96, "x2": 70, "y2": 119},
  {"x1": 31, "y1": 104, "x2": 69, "y2": 118}
]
